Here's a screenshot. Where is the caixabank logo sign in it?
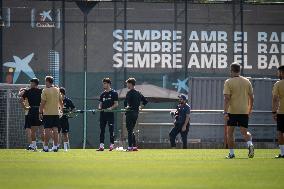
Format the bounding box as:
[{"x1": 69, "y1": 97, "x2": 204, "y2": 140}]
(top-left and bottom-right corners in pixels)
[
  {"x1": 3, "y1": 53, "x2": 36, "y2": 84},
  {"x1": 0, "y1": 8, "x2": 10, "y2": 28},
  {"x1": 31, "y1": 8, "x2": 61, "y2": 29}
]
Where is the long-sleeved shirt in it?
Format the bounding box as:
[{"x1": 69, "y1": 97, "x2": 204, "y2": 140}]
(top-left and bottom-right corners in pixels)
[{"x1": 124, "y1": 89, "x2": 148, "y2": 112}]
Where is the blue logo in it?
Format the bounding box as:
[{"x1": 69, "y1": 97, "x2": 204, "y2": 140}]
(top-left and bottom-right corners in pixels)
[
  {"x1": 172, "y1": 78, "x2": 189, "y2": 93},
  {"x1": 3, "y1": 53, "x2": 36, "y2": 83},
  {"x1": 40, "y1": 10, "x2": 52, "y2": 21}
]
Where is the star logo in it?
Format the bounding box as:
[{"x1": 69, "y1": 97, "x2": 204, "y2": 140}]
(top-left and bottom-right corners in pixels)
[
  {"x1": 3, "y1": 53, "x2": 36, "y2": 84},
  {"x1": 40, "y1": 10, "x2": 52, "y2": 21},
  {"x1": 172, "y1": 78, "x2": 189, "y2": 93}
]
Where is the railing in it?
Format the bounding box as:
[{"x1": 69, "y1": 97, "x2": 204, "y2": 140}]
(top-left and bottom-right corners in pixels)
[{"x1": 120, "y1": 109, "x2": 276, "y2": 145}]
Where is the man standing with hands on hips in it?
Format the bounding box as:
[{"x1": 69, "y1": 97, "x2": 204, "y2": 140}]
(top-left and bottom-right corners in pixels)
[{"x1": 124, "y1": 78, "x2": 148, "y2": 151}]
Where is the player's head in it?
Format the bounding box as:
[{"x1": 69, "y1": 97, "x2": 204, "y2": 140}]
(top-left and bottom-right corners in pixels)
[
  {"x1": 278, "y1": 65, "x2": 284, "y2": 80},
  {"x1": 30, "y1": 78, "x2": 39, "y2": 88},
  {"x1": 230, "y1": 62, "x2": 241, "y2": 77},
  {"x1": 45, "y1": 76, "x2": 54, "y2": 87},
  {"x1": 178, "y1": 94, "x2": 187, "y2": 104},
  {"x1": 126, "y1": 77, "x2": 136, "y2": 89},
  {"x1": 102, "y1": 78, "x2": 111, "y2": 90},
  {"x1": 59, "y1": 87, "x2": 66, "y2": 97}
]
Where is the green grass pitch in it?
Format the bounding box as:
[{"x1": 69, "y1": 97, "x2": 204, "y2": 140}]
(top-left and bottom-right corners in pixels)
[{"x1": 0, "y1": 149, "x2": 283, "y2": 189}]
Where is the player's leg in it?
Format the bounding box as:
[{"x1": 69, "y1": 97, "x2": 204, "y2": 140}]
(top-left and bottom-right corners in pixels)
[
  {"x1": 24, "y1": 115, "x2": 33, "y2": 150},
  {"x1": 43, "y1": 128, "x2": 51, "y2": 152},
  {"x1": 276, "y1": 131, "x2": 284, "y2": 158},
  {"x1": 240, "y1": 127, "x2": 254, "y2": 158},
  {"x1": 25, "y1": 128, "x2": 33, "y2": 150},
  {"x1": 61, "y1": 119, "x2": 70, "y2": 151},
  {"x1": 227, "y1": 126, "x2": 236, "y2": 158},
  {"x1": 239, "y1": 114, "x2": 254, "y2": 158},
  {"x1": 126, "y1": 113, "x2": 136, "y2": 151},
  {"x1": 30, "y1": 126, "x2": 37, "y2": 150},
  {"x1": 98, "y1": 116, "x2": 107, "y2": 151},
  {"x1": 276, "y1": 114, "x2": 284, "y2": 158},
  {"x1": 39, "y1": 126, "x2": 45, "y2": 148},
  {"x1": 51, "y1": 115, "x2": 60, "y2": 152},
  {"x1": 42, "y1": 115, "x2": 55, "y2": 152},
  {"x1": 108, "y1": 121, "x2": 115, "y2": 151},
  {"x1": 169, "y1": 124, "x2": 181, "y2": 148},
  {"x1": 131, "y1": 113, "x2": 139, "y2": 151},
  {"x1": 52, "y1": 127, "x2": 59, "y2": 152},
  {"x1": 29, "y1": 108, "x2": 42, "y2": 150},
  {"x1": 58, "y1": 125, "x2": 62, "y2": 149},
  {"x1": 58, "y1": 118, "x2": 65, "y2": 149},
  {"x1": 63, "y1": 132, "x2": 69, "y2": 151},
  {"x1": 132, "y1": 134, "x2": 137, "y2": 149},
  {"x1": 226, "y1": 114, "x2": 236, "y2": 158},
  {"x1": 180, "y1": 125, "x2": 189, "y2": 149}
]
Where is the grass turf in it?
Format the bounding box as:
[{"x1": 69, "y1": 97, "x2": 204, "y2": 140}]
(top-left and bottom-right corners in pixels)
[{"x1": 0, "y1": 149, "x2": 283, "y2": 189}]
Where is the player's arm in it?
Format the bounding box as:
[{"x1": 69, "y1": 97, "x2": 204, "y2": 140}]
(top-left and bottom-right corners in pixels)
[
  {"x1": 70, "y1": 100, "x2": 76, "y2": 111},
  {"x1": 39, "y1": 90, "x2": 46, "y2": 120},
  {"x1": 98, "y1": 102, "x2": 102, "y2": 110},
  {"x1": 272, "y1": 95, "x2": 279, "y2": 113},
  {"x1": 139, "y1": 93, "x2": 148, "y2": 109},
  {"x1": 108, "y1": 101, "x2": 118, "y2": 110},
  {"x1": 223, "y1": 94, "x2": 231, "y2": 113},
  {"x1": 248, "y1": 94, "x2": 254, "y2": 115},
  {"x1": 182, "y1": 106, "x2": 190, "y2": 131},
  {"x1": 108, "y1": 92, "x2": 119, "y2": 110},
  {"x1": 19, "y1": 90, "x2": 29, "y2": 110},
  {"x1": 39, "y1": 99, "x2": 46, "y2": 120},
  {"x1": 20, "y1": 97, "x2": 30, "y2": 110},
  {"x1": 18, "y1": 88, "x2": 25, "y2": 97},
  {"x1": 223, "y1": 94, "x2": 231, "y2": 121},
  {"x1": 272, "y1": 95, "x2": 279, "y2": 121},
  {"x1": 98, "y1": 93, "x2": 103, "y2": 110},
  {"x1": 182, "y1": 114, "x2": 190, "y2": 132},
  {"x1": 39, "y1": 100, "x2": 46, "y2": 113},
  {"x1": 272, "y1": 86, "x2": 279, "y2": 121},
  {"x1": 124, "y1": 93, "x2": 129, "y2": 109},
  {"x1": 59, "y1": 92, "x2": 63, "y2": 110},
  {"x1": 248, "y1": 82, "x2": 254, "y2": 115},
  {"x1": 223, "y1": 80, "x2": 231, "y2": 120}
]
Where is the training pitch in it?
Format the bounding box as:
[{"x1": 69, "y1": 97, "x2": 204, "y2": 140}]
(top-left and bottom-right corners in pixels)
[{"x1": 0, "y1": 149, "x2": 283, "y2": 189}]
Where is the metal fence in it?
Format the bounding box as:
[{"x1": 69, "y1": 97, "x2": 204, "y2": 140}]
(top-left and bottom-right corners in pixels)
[{"x1": 0, "y1": 78, "x2": 278, "y2": 149}]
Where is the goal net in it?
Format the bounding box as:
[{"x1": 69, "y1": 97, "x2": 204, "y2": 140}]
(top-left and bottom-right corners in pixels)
[{"x1": 0, "y1": 84, "x2": 46, "y2": 149}]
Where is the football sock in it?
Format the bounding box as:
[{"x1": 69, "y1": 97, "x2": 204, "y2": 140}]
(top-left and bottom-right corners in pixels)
[
  {"x1": 229, "y1": 149, "x2": 234, "y2": 155},
  {"x1": 64, "y1": 142, "x2": 69, "y2": 150}
]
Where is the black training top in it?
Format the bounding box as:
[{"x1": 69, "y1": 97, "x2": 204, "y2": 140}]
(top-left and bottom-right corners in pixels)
[
  {"x1": 175, "y1": 103, "x2": 191, "y2": 125},
  {"x1": 124, "y1": 89, "x2": 148, "y2": 111},
  {"x1": 99, "y1": 89, "x2": 118, "y2": 109},
  {"x1": 62, "y1": 97, "x2": 75, "y2": 119},
  {"x1": 22, "y1": 88, "x2": 42, "y2": 107}
]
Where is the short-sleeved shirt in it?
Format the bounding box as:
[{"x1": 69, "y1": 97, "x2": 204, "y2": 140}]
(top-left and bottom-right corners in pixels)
[
  {"x1": 175, "y1": 103, "x2": 191, "y2": 125},
  {"x1": 22, "y1": 88, "x2": 42, "y2": 107},
  {"x1": 223, "y1": 76, "x2": 253, "y2": 114},
  {"x1": 99, "y1": 89, "x2": 118, "y2": 109},
  {"x1": 41, "y1": 87, "x2": 62, "y2": 115},
  {"x1": 124, "y1": 89, "x2": 148, "y2": 112},
  {"x1": 62, "y1": 97, "x2": 75, "y2": 119},
  {"x1": 272, "y1": 80, "x2": 284, "y2": 114}
]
